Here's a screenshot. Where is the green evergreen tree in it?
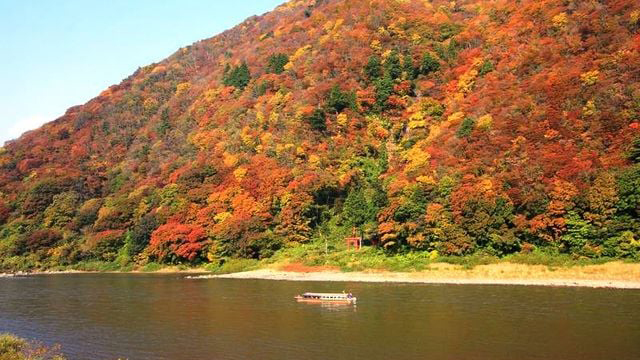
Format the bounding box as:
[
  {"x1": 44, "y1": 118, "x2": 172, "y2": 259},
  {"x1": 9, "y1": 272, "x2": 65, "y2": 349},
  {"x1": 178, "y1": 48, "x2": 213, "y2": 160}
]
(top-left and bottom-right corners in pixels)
[
  {"x1": 456, "y1": 117, "x2": 476, "y2": 138},
  {"x1": 403, "y1": 54, "x2": 417, "y2": 80},
  {"x1": 223, "y1": 62, "x2": 251, "y2": 89},
  {"x1": 439, "y1": 23, "x2": 462, "y2": 41},
  {"x1": 628, "y1": 138, "x2": 640, "y2": 163},
  {"x1": 326, "y1": 85, "x2": 355, "y2": 113},
  {"x1": 374, "y1": 75, "x2": 394, "y2": 110},
  {"x1": 365, "y1": 55, "x2": 382, "y2": 80},
  {"x1": 127, "y1": 214, "x2": 158, "y2": 256},
  {"x1": 435, "y1": 39, "x2": 459, "y2": 63},
  {"x1": 616, "y1": 165, "x2": 640, "y2": 217},
  {"x1": 156, "y1": 108, "x2": 171, "y2": 136},
  {"x1": 561, "y1": 211, "x2": 596, "y2": 255},
  {"x1": 420, "y1": 53, "x2": 440, "y2": 75},
  {"x1": 343, "y1": 186, "x2": 370, "y2": 226},
  {"x1": 266, "y1": 53, "x2": 289, "y2": 74},
  {"x1": 385, "y1": 50, "x2": 402, "y2": 80},
  {"x1": 478, "y1": 59, "x2": 495, "y2": 76},
  {"x1": 306, "y1": 108, "x2": 327, "y2": 132}
]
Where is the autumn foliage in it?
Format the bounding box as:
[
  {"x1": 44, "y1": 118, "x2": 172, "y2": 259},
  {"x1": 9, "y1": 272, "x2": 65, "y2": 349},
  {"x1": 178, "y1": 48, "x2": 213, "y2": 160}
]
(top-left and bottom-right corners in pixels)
[
  {"x1": 2, "y1": 0, "x2": 640, "y2": 269},
  {"x1": 0, "y1": 201, "x2": 9, "y2": 225},
  {"x1": 148, "y1": 223, "x2": 208, "y2": 262}
]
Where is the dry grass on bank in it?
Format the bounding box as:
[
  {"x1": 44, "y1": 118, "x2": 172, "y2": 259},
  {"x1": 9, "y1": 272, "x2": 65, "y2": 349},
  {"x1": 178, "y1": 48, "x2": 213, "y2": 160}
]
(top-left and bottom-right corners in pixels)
[{"x1": 207, "y1": 261, "x2": 640, "y2": 289}]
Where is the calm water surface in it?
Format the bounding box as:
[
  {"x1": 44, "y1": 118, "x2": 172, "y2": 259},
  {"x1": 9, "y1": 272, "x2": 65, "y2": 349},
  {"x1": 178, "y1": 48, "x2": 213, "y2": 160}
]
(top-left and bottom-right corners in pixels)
[{"x1": 1, "y1": 274, "x2": 639, "y2": 360}]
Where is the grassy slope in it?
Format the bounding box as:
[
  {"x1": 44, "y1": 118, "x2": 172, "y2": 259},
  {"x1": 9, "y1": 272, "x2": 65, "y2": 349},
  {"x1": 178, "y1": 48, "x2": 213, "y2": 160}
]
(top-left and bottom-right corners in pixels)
[{"x1": 8, "y1": 243, "x2": 638, "y2": 281}]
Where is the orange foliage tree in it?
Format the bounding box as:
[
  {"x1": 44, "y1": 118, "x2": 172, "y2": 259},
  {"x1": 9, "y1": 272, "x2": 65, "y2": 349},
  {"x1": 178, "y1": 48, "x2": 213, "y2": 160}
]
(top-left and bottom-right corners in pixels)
[{"x1": 148, "y1": 223, "x2": 209, "y2": 263}]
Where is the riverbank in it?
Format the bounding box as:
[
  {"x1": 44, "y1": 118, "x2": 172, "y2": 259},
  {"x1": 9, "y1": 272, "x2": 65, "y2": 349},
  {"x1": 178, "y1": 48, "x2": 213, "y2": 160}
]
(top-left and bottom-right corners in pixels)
[
  {"x1": 0, "y1": 266, "x2": 210, "y2": 277},
  {"x1": 3, "y1": 256, "x2": 640, "y2": 289},
  {"x1": 194, "y1": 261, "x2": 640, "y2": 289}
]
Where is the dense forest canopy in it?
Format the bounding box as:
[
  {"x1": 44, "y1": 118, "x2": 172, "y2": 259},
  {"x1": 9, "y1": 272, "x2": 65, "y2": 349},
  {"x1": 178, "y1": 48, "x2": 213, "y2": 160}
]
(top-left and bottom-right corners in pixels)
[{"x1": 1, "y1": 0, "x2": 640, "y2": 269}]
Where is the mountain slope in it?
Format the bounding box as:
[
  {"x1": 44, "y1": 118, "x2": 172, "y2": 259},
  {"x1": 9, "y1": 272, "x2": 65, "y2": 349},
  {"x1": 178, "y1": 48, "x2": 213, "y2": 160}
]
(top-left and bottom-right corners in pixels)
[{"x1": 1, "y1": 0, "x2": 640, "y2": 269}]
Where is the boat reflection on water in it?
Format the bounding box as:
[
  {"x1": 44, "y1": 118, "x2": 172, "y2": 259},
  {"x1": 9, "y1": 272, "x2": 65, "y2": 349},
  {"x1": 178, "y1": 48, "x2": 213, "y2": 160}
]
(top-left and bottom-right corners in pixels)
[{"x1": 318, "y1": 302, "x2": 357, "y2": 312}]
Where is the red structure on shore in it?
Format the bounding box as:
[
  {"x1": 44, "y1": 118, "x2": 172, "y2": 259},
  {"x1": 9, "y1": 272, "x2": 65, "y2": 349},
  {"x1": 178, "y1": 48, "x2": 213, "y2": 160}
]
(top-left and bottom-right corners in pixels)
[{"x1": 345, "y1": 227, "x2": 362, "y2": 251}]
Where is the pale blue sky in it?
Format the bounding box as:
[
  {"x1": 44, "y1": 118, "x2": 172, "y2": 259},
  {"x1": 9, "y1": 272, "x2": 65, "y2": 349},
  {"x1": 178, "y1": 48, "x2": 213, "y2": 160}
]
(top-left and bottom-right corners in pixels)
[{"x1": 0, "y1": 0, "x2": 284, "y2": 145}]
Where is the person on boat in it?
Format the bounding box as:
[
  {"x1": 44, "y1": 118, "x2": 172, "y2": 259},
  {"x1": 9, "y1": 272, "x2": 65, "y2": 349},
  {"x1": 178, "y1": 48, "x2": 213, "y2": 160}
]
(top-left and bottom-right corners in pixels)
[{"x1": 347, "y1": 293, "x2": 353, "y2": 299}]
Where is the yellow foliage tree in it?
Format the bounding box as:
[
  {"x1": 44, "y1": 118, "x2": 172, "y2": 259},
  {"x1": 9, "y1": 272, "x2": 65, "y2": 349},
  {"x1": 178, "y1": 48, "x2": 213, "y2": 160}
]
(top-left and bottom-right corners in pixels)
[
  {"x1": 416, "y1": 175, "x2": 437, "y2": 186},
  {"x1": 580, "y1": 70, "x2": 600, "y2": 86},
  {"x1": 269, "y1": 111, "x2": 279, "y2": 126},
  {"x1": 240, "y1": 126, "x2": 255, "y2": 147},
  {"x1": 308, "y1": 154, "x2": 321, "y2": 167},
  {"x1": 296, "y1": 146, "x2": 306, "y2": 158},
  {"x1": 477, "y1": 114, "x2": 493, "y2": 130},
  {"x1": 552, "y1": 12, "x2": 569, "y2": 30},
  {"x1": 427, "y1": 112, "x2": 464, "y2": 143},
  {"x1": 458, "y1": 68, "x2": 478, "y2": 94},
  {"x1": 256, "y1": 110, "x2": 265, "y2": 126},
  {"x1": 233, "y1": 167, "x2": 248, "y2": 180},
  {"x1": 284, "y1": 44, "x2": 312, "y2": 71},
  {"x1": 583, "y1": 100, "x2": 597, "y2": 117},
  {"x1": 223, "y1": 152, "x2": 238, "y2": 168},
  {"x1": 632, "y1": 10, "x2": 640, "y2": 25},
  {"x1": 370, "y1": 39, "x2": 382, "y2": 52},
  {"x1": 260, "y1": 132, "x2": 273, "y2": 146},
  {"x1": 404, "y1": 142, "x2": 431, "y2": 174},
  {"x1": 214, "y1": 211, "x2": 232, "y2": 223},
  {"x1": 337, "y1": 113, "x2": 348, "y2": 127},
  {"x1": 268, "y1": 90, "x2": 290, "y2": 109},
  {"x1": 408, "y1": 112, "x2": 426, "y2": 129},
  {"x1": 176, "y1": 82, "x2": 191, "y2": 96},
  {"x1": 143, "y1": 98, "x2": 159, "y2": 114}
]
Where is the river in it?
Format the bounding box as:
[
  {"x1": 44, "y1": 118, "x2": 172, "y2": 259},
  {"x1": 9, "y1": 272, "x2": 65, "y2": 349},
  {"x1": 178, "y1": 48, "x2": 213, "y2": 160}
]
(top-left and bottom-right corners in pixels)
[{"x1": 1, "y1": 274, "x2": 639, "y2": 359}]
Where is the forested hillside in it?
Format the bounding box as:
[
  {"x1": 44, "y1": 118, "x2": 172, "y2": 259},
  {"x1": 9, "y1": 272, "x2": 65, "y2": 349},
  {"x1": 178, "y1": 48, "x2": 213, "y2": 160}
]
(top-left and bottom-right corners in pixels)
[{"x1": 1, "y1": 0, "x2": 640, "y2": 270}]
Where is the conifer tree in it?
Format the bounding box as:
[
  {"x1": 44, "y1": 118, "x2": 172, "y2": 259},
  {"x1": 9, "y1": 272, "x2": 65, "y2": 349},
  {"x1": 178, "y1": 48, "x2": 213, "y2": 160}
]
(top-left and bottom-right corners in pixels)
[
  {"x1": 385, "y1": 50, "x2": 402, "y2": 80},
  {"x1": 365, "y1": 55, "x2": 382, "y2": 80},
  {"x1": 420, "y1": 53, "x2": 440, "y2": 75},
  {"x1": 223, "y1": 62, "x2": 251, "y2": 89}
]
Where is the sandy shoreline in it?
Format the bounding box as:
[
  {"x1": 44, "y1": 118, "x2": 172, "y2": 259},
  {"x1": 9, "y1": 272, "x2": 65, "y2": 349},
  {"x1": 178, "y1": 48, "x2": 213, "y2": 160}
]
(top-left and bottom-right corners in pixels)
[
  {"x1": 192, "y1": 262, "x2": 640, "y2": 289},
  {"x1": 4, "y1": 262, "x2": 640, "y2": 289}
]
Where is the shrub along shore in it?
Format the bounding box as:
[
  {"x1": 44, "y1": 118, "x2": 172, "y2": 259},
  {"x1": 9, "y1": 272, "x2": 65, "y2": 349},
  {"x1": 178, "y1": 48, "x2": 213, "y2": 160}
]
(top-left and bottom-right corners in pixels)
[{"x1": 0, "y1": 333, "x2": 66, "y2": 360}]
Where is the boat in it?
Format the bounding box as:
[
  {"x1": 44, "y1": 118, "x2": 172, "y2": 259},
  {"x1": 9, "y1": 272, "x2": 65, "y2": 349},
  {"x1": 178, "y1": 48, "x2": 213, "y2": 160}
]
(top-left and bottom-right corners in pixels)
[{"x1": 294, "y1": 292, "x2": 357, "y2": 304}]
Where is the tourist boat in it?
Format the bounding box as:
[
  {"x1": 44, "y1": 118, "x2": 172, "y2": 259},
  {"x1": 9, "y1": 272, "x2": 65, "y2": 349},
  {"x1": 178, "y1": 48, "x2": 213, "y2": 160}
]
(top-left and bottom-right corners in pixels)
[{"x1": 294, "y1": 292, "x2": 357, "y2": 304}]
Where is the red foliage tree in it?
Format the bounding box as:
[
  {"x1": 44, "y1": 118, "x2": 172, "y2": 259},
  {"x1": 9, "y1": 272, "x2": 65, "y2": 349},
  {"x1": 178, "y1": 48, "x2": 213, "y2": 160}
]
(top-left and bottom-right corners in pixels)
[
  {"x1": 25, "y1": 229, "x2": 63, "y2": 252},
  {"x1": 148, "y1": 223, "x2": 209, "y2": 262},
  {"x1": 0, "y1": 200, "x2": 9, "y2": 225}
]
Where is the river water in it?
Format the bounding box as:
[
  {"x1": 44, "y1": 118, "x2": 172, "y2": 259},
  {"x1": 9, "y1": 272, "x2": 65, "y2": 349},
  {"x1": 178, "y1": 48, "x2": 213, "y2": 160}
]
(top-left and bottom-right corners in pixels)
[{"x1": 0, "y1": 274, "x2": 639, "y2": 360}]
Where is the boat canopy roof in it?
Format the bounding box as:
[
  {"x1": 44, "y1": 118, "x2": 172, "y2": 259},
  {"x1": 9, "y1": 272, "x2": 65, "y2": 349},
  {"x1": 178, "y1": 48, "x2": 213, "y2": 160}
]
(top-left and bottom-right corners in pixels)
[{"x1": 302, "y1": 292, "x2": 350, "y2": 297}]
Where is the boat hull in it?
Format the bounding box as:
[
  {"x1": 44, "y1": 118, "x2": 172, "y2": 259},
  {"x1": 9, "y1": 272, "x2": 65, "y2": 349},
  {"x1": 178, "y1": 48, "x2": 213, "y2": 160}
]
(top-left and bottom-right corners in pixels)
[{"x1": 294, "y1": 295, "x2": 357, "y2": 304}]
